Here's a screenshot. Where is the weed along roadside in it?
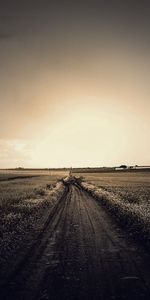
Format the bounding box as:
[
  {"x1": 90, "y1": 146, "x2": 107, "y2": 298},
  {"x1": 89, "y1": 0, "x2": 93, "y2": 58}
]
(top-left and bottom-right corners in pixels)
[
  {"x1": 0, "y1": 174, "x2": 150, "y2": 300},
  {"x1": 57, "y1": 174, "x2": 150, "y2": 248},
  {"x1": 78, "y1": 180, "x2": 150, "y2": 248},
  {"x1": 0, "y1": 178, "x2": 67, "y2": 286}
]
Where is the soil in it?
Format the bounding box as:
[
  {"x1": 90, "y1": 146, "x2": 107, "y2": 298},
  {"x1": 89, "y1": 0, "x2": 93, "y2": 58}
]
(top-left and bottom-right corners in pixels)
[{"x1": 1, "y1": 183, "x2": 150, "y2": 300}]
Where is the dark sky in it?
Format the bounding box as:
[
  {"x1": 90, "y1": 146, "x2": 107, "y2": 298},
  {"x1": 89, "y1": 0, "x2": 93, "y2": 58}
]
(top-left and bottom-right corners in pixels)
[
  {"x1": 0, "y1": 1, "x2": 150, "y2": 40},
  {"x1": 0, "y1": 0, "x2": 150, "y2": 167}
]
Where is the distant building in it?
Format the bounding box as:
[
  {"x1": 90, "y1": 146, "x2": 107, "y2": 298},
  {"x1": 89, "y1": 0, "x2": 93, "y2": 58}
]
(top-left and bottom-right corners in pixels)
[{"x1": 115, "y1": 165, "x2": 128, "y2": 170}]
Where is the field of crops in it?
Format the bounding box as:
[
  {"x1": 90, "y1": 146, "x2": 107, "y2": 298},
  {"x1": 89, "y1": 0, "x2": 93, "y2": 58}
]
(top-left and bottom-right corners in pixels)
[
  {"x1": 0, "y1": 169, "x2": 67, "y2": 181},
  {"x1": 0, "y1": 170, "x2": 67, "y2": 274},
  {"x1": 1, "y1": 169, "x2": 150, "y2": 280},
  {"x1": 75, "y1": 171, "x2": 150, "y2": 203},
  {"x1": 75, "y1": 171, "x2": 150, "y2": 246},
  {"x1": 1, "y1": 169, "x2": 150, "y2": 298}
]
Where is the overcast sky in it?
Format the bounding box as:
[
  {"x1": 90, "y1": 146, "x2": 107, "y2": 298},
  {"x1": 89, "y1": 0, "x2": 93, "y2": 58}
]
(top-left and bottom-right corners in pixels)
[{"x1": 0, "y1": 0, "x2": 150, "y2": 168}]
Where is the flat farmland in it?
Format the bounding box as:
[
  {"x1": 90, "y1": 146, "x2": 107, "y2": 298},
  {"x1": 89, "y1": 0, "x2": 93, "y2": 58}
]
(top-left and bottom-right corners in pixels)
[
  {"x1": 75, "y1": 171, "x2": 150, "y2": 246},
  {"x1": 73, "y1": 170, "x2": 150, "y2": 186},
  {"x1": 0, "y1": 170, "x2": 68, "y2": 279},
  {"x1": 0, "y1": 169, "x2": 68, "y2": 181},
  {"x1": 1, "y1": 170, "x2": 150, "y2": 300},
  {"x1": 74, "y1": 171, "x2": 150, "y2": 205}
]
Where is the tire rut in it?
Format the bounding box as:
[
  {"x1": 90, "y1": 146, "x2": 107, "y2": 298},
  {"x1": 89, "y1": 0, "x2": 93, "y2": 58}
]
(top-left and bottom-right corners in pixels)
[
  {"x1": 1, "y1": 186, "x2": 69, "y2": 300},
  {"x1": 1, "y1": 183, "x2": 150, "y2": 300}
]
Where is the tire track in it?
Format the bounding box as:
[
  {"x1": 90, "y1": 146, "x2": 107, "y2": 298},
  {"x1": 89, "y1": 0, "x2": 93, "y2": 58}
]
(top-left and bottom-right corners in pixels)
[
  {"x1": 75, "y1": 185, "x2": 150, "y2": 299},
  {"x1": 1, "y1": 186, "x2": 70, "y2": 300},
  {"x1": 1, "y1": 183, "x2": 150, "y2": 300}
]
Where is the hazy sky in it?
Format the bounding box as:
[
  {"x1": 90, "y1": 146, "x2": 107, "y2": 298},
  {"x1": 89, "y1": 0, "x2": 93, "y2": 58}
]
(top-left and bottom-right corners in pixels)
[{"x1": 0, "y1": 0, "x2": 150, "y2": 167}]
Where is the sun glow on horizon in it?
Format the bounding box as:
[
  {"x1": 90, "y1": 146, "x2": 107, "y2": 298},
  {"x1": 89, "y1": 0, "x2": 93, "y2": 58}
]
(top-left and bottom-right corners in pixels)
[
  {"x1": 0, "y1": 2, "x2": 149, "y2": 168},
  {"x1": 1, "y1": 101, "x2": 149, "y2": 169}
]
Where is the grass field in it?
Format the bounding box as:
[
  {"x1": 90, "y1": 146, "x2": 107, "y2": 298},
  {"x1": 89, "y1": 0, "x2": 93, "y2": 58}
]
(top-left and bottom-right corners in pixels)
[
  {"x1": 1, "y1": 169, "x2": 150, "y2": 269},
  {"x1": 75, "y1": 171, "x2": 150, "y2": 246},
  {"x1": 75, "y1": 171, "x2": 150, "y2": 204},
  {"x1": 0, "y1": 169, "x2": 67, "y2": 181},
  {"x1": 0, "y1": 170, "x2": 68, "y2": 268}
]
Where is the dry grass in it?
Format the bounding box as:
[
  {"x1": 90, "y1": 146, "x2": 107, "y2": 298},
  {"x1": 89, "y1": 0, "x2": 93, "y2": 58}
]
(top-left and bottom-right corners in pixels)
[
  {"x1": 0, "y1": 171, "x2": 67, "y2": 266},
  {"x1": 0, "y1": 175, "x2": 63, "y2": 209},
  {"x1": 76, "y1": 171, "x2": 150, "y2": 246}
]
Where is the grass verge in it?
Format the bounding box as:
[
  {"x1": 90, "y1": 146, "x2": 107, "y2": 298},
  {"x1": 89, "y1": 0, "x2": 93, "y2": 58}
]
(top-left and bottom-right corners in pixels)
[
  {"x1": 80, "y1": 181, "x2": 150, "y2": 248},
  {"x1": 0, "y1": 180, "x2": 66, "y2": 282}
]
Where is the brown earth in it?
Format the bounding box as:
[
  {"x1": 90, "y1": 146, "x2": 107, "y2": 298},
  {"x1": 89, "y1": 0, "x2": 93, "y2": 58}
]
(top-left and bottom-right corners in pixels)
[{"x1": 1, "y1": 183, "x2": 150, "y2": 300}]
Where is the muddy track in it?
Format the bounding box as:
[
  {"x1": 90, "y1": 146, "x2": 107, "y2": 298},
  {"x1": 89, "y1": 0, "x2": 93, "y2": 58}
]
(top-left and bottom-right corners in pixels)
[{"x1": 1, "y1": 183, "x2": 150, "y2": 300}]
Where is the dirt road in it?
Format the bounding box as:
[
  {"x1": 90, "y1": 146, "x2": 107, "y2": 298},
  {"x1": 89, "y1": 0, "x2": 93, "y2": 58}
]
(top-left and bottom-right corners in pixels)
[{"x1": 1, "y1": 183, "x2": 150, "y2": 300}]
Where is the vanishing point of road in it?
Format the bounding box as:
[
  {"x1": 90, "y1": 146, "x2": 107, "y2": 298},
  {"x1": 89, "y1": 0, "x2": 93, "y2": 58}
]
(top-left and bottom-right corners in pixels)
[{"x1": 1, "y1": 183, "x2": 150, "y2": 300}]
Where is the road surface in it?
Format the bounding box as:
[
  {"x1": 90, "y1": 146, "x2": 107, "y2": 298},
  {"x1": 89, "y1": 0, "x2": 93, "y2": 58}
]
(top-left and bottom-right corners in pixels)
[{"x1": 1, "y1": 183, "x2": 150, "y2": 300}]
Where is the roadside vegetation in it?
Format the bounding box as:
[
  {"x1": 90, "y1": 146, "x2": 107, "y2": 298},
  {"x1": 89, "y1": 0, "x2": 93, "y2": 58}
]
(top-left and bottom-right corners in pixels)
[
  {"x1": 76, "y1": 171, "x2": 150, "y2": 247},
  {"x1": 0, "y1": 172, "x2": 67, "y2": 277}
]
